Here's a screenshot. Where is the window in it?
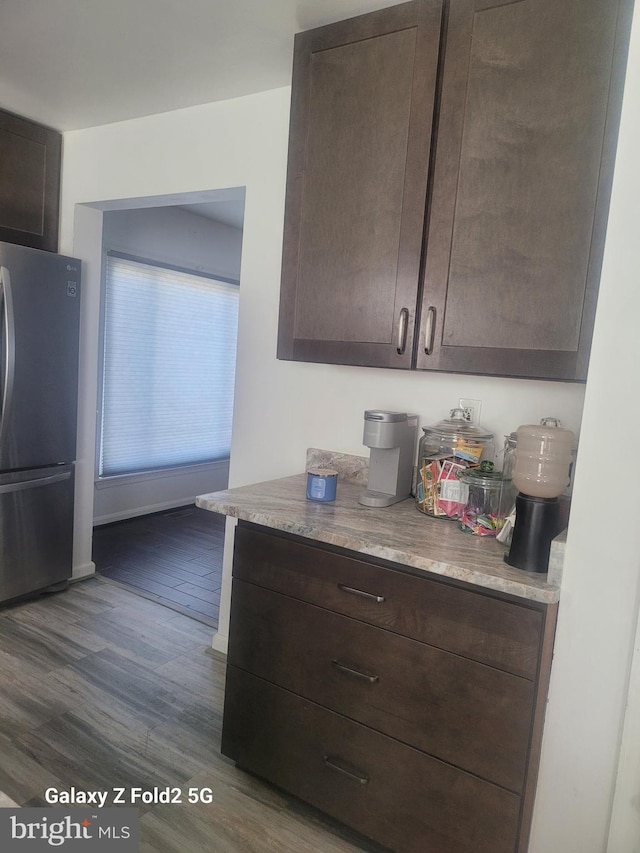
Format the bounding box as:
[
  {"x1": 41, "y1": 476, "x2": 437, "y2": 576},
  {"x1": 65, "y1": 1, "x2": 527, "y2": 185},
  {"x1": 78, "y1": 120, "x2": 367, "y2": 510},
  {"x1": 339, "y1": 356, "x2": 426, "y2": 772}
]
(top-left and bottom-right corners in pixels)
[{"x1": 99, "y1": 253, "x2": 239, "y2": 478}]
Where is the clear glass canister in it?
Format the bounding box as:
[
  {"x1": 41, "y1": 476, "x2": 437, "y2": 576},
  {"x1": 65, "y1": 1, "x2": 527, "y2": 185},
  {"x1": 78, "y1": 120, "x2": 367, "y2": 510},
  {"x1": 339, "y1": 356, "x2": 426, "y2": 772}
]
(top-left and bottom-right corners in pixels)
[
  {"x1": 458, "y1": 468, "x2": 507, "y2": 536},
  {"x1": 415, "y1": 407, "x2": 494, "y2": 519},
  {"x1": 501, "y1": 432, "x2": 518, "y2": 512},
  {"x1": 503, "y1": 432, "x2": 518, "y2": 481}
]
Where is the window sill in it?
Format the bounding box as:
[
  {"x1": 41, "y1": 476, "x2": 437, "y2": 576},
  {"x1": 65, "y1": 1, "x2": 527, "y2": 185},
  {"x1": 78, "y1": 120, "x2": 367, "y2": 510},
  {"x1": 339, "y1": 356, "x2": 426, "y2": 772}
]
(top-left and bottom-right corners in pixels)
[{"x1": 95, "y1": 459, "x2": 229, "y2": 489}]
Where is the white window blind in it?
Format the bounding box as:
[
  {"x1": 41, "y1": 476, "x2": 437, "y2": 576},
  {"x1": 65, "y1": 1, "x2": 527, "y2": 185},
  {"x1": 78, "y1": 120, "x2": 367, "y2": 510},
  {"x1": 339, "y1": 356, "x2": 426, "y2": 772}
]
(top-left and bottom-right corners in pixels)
[{"x1": 99, "y1": 253, "x2": 239, "y2": 477}]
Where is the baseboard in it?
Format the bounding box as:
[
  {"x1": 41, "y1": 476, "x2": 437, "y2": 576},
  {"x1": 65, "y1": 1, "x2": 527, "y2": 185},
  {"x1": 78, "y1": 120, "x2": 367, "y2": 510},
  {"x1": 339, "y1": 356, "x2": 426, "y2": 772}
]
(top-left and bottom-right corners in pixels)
[
  {"x1": 211, "y1": 631, "x2": 228, "y2": 655},
  {"x1": 72, "y1": 561, "x2": 96, "y2": 581}
]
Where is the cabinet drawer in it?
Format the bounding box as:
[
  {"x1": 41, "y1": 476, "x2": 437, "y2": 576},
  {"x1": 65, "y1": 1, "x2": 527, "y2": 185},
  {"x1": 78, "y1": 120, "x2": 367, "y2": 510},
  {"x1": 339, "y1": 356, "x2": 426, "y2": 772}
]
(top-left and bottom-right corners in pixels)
[
  {"x1": 229, "y1": 579, "x2": 534, "y2": 792},
  {"x1": 223, "y1": 667, "x2": 521, "y2": 853},
  {"x1": 234, "y1": 523, "x2": 542, "y2": 679}
]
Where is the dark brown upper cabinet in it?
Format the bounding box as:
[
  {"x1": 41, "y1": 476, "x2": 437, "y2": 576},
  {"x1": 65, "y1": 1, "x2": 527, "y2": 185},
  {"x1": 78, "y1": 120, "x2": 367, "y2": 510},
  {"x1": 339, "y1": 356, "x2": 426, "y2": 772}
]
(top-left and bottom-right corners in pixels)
[
  {"x1": 0, "y1": 108, "x2": 62, "y2": 253},
  {"x1": 277, "y1": 0, "x2": 632, "y2": 381},
  {"x1": 416, "y1": 0, "x2": 632, "y2": 380},
  {"x1": 277, "y1": 0, "x2": 444, "y2": 368}
]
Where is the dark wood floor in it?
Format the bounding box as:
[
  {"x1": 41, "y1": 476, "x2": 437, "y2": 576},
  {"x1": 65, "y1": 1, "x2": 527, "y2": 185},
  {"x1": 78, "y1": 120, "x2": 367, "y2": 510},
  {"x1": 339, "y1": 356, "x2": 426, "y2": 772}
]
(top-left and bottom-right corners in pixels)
[
  {"x1": 0, "y1": 577, "x2": 373, "y2": 852},
  {"x1": 92, "y1": 506, "x2": 225, "y2": 627}
]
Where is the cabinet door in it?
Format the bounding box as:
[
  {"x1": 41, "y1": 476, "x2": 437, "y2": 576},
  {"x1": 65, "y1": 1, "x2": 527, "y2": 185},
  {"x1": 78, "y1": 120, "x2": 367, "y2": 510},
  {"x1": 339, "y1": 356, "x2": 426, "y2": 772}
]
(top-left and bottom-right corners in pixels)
[
  {"x1": 278, "y1": 0, "x2": 442, "y2": 368},
  {"x1": 0, "y1": 109, "x2": 61, "y2": 253},
  {"x1": 416, "y1": 0, "x2": 631, "y2": 380}
]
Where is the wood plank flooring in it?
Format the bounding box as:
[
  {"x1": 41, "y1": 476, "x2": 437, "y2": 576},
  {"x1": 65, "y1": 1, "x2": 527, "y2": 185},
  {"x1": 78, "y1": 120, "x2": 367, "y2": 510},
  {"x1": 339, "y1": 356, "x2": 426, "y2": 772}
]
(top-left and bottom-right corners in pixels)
[
  {"x1": 92, "y1": 506, "x2": 224, "y2": 627},
  {"x1": 0, "y1": 577, "x2": 381, "y2": 852}
]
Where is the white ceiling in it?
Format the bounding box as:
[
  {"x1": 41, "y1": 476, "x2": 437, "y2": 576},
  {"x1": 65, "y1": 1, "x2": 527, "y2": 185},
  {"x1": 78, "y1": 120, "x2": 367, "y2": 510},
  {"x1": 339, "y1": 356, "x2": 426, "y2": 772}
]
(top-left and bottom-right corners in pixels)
[{"x1": 0, "y1": 0, "x2": 407, "y2": 132}]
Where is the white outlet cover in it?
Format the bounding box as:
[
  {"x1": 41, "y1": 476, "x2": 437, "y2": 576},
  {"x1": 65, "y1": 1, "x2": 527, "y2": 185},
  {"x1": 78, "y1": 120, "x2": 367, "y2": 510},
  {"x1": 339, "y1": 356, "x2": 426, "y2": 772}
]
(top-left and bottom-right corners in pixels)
[{"x1": 459, "y1": 398, "x2": 482, "y2": 425}]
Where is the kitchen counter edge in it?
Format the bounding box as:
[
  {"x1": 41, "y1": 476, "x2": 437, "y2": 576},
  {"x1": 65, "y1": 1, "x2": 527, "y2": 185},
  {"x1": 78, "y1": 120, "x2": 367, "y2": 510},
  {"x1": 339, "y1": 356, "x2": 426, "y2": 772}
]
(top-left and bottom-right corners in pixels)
[{"x1": 196, "y1": 473, "x2": 562, "y2": 604}]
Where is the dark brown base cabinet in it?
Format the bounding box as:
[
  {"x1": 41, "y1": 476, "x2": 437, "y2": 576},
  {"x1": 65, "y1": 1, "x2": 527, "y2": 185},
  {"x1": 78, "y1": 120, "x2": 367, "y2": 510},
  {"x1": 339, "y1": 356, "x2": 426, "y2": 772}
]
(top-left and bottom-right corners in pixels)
[
  {"x1": 222, "y1": 522, "x2": 558, "y2": 853},
  {"x1": 0, "y1": 108, "x2": 61, "y2": 253},
  {"x1": 277, "y1": 0, "x2": 633, "y2": 381}
]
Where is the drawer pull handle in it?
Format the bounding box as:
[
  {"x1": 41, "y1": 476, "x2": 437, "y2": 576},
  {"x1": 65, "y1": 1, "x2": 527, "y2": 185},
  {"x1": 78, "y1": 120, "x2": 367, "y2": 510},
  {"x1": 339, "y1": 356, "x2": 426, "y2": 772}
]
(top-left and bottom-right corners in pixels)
[
  {"x1": 323, "y1": 755, "x2": 369, "y2": 785},
  {"x1": 337, "y1": 583, "x2": 385, "y2": 603},
  {"x1": 332, "y1": 659, "x2": 379, "y2": 684}
]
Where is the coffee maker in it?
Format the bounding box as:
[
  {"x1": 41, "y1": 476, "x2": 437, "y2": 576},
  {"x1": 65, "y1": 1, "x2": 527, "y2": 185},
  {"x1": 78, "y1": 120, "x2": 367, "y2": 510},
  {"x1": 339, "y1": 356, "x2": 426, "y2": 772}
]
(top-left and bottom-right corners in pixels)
[
  {"x1": 358, "y1": 411, "x2": 417, "y2": 507},
  {"x1": 504, "y1": 420, "x2": 574, "y2": 573}
]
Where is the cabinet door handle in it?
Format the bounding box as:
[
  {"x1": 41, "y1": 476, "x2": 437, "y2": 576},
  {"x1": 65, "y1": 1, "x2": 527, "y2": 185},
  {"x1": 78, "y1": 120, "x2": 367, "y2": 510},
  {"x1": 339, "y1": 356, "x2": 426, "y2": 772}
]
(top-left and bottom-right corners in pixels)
[
  {"x1": 424, "y1": 306, "x2": 436, "y2": 355},
  {"x1": 332, "y1": 659, "x2": 379, "y2": 684},
  {"x1": 323, "y1": 755, "x2": 369, "y2": 785},
  {"x1": 396, "y1": 307, "x2": 409, "y2": 355},
  {"x1": 337, "y1": 583, "x2": 385, "y2": 603}
]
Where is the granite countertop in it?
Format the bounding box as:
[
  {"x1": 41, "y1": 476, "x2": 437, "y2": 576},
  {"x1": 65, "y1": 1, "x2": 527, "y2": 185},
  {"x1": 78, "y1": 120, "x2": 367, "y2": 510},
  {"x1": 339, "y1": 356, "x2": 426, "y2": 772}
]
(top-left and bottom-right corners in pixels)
[{"x1": 196, "y1": 451, "x2": 563, "y2": 604}]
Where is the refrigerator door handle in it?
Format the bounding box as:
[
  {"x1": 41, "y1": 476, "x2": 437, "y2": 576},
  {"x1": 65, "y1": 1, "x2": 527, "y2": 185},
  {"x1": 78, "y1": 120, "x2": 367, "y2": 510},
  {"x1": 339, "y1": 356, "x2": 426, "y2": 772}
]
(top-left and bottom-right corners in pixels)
[
  {"x1": 0, "y1": 266, "x2": 16, "y2": 449},
  {"x1": 0, "y1": 469, "x2": 72, "y2": 495}
]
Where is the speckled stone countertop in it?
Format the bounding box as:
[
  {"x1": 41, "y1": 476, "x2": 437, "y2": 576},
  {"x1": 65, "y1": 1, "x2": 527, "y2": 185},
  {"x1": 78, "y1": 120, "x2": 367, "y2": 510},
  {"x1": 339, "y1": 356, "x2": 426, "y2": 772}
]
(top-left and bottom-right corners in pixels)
[{"x1": 196, "y1": 450, "x2": 563, "y2": 604}]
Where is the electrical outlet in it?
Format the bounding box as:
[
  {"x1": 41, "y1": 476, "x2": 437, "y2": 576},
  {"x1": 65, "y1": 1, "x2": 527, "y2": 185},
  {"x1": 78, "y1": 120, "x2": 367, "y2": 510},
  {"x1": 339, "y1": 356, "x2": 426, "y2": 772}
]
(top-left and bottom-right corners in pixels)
[{"x1": 459, "y1": 398, "x2": 482, "y2": 425}]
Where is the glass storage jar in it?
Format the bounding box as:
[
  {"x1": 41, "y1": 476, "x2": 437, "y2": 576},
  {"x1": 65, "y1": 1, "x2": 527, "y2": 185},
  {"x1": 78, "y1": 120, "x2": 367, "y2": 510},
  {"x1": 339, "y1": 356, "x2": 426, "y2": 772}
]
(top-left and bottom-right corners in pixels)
[
  {"x1": 459, "y1": 468, "x2": 507, "y2": 536},
  {"x1": 501, "y1": 432, "x2": 518, "y2": 514},
  {"x1": 415, "y1": 408, "x2": 494, "y2": 519}
]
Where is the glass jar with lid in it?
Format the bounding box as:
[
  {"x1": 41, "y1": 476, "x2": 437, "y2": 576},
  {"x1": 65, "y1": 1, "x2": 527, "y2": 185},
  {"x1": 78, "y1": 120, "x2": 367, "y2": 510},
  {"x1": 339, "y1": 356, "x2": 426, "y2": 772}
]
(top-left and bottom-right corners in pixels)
[
  {"x1": 415, "y1": 408, "x2": 494, "y2": 519},
  {"x1": 501, "y1": 432, "x2": 518, "y2": 514},
  {"x1": 458, "y1": 468, "x2": 507, "y2": 536}
]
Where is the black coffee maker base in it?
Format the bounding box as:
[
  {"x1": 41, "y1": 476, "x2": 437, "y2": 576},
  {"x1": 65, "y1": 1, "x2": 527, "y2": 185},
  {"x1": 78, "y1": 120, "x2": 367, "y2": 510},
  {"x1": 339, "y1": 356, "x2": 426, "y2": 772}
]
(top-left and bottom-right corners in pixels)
[{"x1": 504, "y1": 493, "x2": 564, "y2": 574}]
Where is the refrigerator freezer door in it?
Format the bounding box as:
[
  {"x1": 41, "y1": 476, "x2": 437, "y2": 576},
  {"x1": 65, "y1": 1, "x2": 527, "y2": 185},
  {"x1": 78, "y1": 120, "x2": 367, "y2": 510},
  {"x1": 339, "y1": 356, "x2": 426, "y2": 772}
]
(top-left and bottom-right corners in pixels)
[
  {"x1": 0, "y1": 243, "x2": 81, "y2": 470},
  {"x1": 0, "y1": 464, "x2": 74, "y2": 603}
]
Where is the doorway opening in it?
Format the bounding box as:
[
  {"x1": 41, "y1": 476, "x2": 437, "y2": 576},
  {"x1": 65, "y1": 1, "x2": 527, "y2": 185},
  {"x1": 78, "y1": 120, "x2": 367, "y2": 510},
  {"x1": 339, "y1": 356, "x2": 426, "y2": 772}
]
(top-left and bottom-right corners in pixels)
[{"x1": 86, "y1": 188, "x2": 245, "y2": 626}]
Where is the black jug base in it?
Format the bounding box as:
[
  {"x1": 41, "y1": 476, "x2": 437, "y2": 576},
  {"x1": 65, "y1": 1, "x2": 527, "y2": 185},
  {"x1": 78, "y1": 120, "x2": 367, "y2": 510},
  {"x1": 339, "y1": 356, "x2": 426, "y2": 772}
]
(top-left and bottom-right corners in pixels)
[{"x1": 504, "y1": 494, "x2": 563, "y2": 574}]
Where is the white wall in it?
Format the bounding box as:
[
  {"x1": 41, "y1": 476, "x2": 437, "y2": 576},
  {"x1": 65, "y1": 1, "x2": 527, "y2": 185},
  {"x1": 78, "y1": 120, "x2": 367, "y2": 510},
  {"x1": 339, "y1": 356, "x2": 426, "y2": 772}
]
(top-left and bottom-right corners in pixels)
[
  {"x1": 93, "y1": 462, "x2": 231, "y2": 526},
  {"x1": 93, "y1": 206, "x2": 243, "y2": 524},
  {"x1": 530, "y1": 7, "x2": 640, "y2": 850},
  {"x1": 102, "y1": 205, "x2": 243, "y2": 280},
  {"x1": 59, "y1": 37, "x2": 638, "y2": 845}
]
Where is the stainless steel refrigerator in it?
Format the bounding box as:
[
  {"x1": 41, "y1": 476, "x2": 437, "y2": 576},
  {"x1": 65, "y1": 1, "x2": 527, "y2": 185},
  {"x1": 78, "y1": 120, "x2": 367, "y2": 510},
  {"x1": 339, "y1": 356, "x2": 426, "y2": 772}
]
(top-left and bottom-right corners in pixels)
[{"x1": 0, "y1": 242, "x2": 81, "y2": 604}]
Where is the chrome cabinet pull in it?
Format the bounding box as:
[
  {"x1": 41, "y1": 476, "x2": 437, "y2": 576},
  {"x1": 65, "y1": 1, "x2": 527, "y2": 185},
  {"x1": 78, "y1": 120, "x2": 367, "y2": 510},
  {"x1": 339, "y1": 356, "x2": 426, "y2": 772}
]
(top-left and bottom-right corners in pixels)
[
  {"x1": 332, "y1": 659, "x2": 379, "y2": 684},
  {"x1": 337, "y1": 583, "x2": 385, "y2": 603},
  {"x1": 424, "y1": 305, "x2": 436, "y2": 355},
  {"x1": 323, "y1": 755, "x2": 369, "y2": 785},
  {"x1": 396, "y1": 307, "x2": 409, "y2": 355}
]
